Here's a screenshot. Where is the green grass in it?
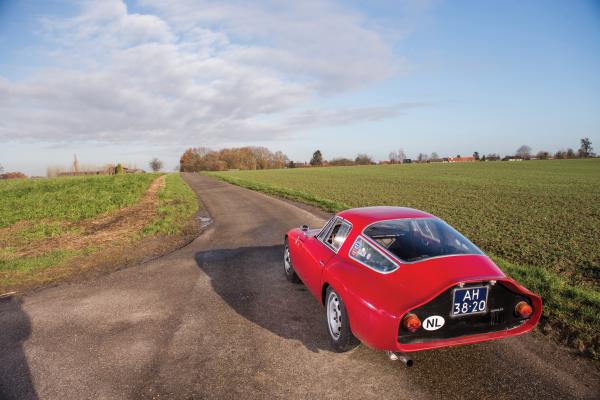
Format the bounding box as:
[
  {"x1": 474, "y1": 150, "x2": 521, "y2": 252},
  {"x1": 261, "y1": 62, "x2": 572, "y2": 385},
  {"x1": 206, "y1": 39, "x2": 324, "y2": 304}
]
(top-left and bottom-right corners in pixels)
[
  {"x1": 496, "y1": 257, "x2": 600, "y2": 354},
  {"x1": 207, "y1": 159, "x2": 600, "y2": 356},
  {"x1": 144, "y1": 173, "x2": 199, "y2": 236},
  {"x1": 0, "y1": 173, "x2": 159, "y2": 228},
  {"x1": 1, "y1": 173, "x2": 199, "y2": 292}
]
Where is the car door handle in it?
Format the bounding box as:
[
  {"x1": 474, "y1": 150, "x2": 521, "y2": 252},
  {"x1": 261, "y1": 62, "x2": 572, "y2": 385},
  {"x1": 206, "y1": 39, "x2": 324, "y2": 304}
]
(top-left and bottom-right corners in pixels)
[{"x1": 319, "y1": 260, "x2": 325, "y2": 267}]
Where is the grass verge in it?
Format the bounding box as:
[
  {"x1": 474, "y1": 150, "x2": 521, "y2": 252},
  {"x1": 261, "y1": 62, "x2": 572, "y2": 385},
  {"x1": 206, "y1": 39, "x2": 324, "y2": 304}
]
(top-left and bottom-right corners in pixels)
[
  {"x1": 496, "y1": 257, "x2": 600, "y2": 358},
  {"x1": 144, "y1": 173, "x2": 199, "y2": 236}
]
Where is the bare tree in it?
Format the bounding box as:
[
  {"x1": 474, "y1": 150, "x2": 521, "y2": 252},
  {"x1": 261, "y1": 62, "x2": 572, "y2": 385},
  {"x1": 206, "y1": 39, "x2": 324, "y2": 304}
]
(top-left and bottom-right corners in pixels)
[
  {"x1": 272, "y1": 151, "x2": 289, "y2": 168},
  {"x1": 389, "y1": 151, "x2": 399, "y2": 164},
  {"x1": 579, "y1": 138, "x2": 594, "y2": 157},
  {"x1": 417, "y1": 153, "x2": 429, "y2": 162},
  {"x1": 149, "y1": 158, "x2": 163, "y2": 171},
  {"x1": 515, "y1": 145, "x2": 532, "y2": 160},
  {"x1": 473, "y1": 151, "x2": 480, "y2": 160},
  {"x1": 398, "y1": 149, "x2": 406, "y2": 164}
]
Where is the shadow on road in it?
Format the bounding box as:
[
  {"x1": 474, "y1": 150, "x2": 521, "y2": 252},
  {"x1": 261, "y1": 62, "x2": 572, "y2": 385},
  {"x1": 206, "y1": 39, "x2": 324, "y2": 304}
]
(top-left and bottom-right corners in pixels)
[
  {"x1": 195, "y1": 244, "x2": 331, "y2": 353},
  {"x1": 0, "y1": 296, "x2": 38, "y2": 400}
]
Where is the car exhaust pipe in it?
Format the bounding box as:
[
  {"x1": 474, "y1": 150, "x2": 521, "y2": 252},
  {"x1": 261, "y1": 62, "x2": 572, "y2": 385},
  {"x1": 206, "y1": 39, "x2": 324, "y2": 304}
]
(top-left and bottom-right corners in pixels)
[{"x1": 385, "y1": 351, "x2": 413, "y2": 367}]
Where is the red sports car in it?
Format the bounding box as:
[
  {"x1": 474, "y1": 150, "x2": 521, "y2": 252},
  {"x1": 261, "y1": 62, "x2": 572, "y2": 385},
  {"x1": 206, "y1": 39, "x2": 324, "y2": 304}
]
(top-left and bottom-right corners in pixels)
[{"x1": 284, "y1": 207, "x2": 542, "y2": 365}]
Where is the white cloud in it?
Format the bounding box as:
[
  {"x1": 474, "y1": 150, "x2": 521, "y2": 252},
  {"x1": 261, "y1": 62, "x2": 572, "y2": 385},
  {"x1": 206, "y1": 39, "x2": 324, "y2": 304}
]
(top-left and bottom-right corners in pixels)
[
  {"x1": 0, "y1": 0, "x2": 429, "y2": 146},
  {"x1": 141, "y1": 0, "x2": 404, "y2": 92}
]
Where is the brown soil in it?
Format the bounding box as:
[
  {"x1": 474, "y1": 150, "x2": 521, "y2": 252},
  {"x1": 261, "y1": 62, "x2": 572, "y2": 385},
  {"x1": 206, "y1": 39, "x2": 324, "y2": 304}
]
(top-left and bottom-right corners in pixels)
[{"x1": 23, "y1": 225, "x2": 199, "y2": 295}]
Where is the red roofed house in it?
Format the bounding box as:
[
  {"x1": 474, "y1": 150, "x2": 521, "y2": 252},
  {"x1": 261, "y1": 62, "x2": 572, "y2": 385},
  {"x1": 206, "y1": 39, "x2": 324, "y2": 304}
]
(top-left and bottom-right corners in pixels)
[{"x1": 447, "y1": 156, "x2": 475, "y2": 163}]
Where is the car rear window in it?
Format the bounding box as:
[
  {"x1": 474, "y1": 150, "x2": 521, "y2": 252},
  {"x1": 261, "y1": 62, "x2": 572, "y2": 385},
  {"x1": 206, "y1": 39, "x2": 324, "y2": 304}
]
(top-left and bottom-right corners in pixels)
[{"x1": 363, "y1": 218, "x2": 483, "y2": 263}]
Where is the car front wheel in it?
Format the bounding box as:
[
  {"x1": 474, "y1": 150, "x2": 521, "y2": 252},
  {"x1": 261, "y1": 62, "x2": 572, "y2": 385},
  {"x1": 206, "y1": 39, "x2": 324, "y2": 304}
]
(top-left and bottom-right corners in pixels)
[
  {"x1": 326, "y1": 287, "x2": 358, "y2": 352},
  {"x1": 283, "y1": 238, "x2": 301, "y2": 283}
]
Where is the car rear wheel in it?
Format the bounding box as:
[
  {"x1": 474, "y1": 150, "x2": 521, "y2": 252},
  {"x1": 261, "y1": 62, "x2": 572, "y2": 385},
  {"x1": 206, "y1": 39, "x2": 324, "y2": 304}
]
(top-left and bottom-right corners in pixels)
[
  {"x1": 326, "y1": 287, "x2": 358, "y2": 352},
  {"x1": 284, "y1": 238, "x2": 301, "y2": 283}
]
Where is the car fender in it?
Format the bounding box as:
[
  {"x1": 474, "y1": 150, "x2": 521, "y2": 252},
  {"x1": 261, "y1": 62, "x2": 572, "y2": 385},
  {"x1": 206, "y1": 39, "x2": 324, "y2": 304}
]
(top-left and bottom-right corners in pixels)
[{"x1": 322, "y1": 260, "x2": 399, "y2": 349}]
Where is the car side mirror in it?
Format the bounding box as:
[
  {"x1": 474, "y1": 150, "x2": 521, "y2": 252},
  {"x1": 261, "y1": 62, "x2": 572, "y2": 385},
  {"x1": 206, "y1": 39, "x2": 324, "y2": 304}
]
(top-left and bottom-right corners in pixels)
[{"x1": 301, "y1": 224, "x2": 309, "y2": 232}]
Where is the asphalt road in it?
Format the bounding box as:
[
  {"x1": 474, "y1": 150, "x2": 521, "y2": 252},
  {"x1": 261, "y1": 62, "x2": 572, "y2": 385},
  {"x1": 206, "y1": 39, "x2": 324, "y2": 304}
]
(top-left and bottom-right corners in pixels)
[{"x1": 1, "y1": 173, "x2": 598, "y2": 399}]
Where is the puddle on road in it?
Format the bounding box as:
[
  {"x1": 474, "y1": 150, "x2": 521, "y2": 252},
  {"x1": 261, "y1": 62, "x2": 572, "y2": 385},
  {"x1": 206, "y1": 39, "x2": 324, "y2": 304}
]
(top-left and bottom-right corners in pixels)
[{"x1": 199, "y1": 216, "x2": 213, "y2": 229}]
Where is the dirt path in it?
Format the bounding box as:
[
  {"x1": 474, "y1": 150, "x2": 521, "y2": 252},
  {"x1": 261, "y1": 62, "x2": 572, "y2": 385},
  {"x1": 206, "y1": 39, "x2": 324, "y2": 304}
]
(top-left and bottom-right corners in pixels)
[{"x1": 0, "y1": 173, "x2": 598, "y2": 399}]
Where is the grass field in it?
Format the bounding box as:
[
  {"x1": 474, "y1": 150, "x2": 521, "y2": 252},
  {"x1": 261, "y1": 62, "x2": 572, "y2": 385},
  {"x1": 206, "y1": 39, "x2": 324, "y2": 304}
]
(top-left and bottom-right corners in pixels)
[
  {"x1": 207, "y1": 159, "x2": 600, "y2": 357},
  {"x1": 0, "y1": 173, "x2": 198, "y2": 292}
]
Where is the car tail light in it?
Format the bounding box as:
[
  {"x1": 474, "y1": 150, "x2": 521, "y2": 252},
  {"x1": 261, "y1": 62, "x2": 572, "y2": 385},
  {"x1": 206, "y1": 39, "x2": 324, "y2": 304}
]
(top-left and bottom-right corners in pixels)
[
  {"x1": 403, "y1": 313, "x2": 421, "y2": 332},
  {"x1": 515, "y1": 301, "x2": 533, "y2": 318}
]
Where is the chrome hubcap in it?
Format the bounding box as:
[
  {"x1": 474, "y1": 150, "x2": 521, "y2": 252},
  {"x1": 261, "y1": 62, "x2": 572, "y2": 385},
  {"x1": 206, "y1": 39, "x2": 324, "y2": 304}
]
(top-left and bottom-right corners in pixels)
[
  {"x1": 284, "y1": 244, "x2": 292, "y2": 274},
  {"x1": 327, "y1": 292, "x2": 342, "y2": 339}
]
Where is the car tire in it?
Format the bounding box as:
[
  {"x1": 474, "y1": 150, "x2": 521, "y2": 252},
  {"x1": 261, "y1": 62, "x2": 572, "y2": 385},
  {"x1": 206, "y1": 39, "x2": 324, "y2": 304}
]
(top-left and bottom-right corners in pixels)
[
  {"x1": 284, "y1": 238, "x2": 301, "y2": 283},
  {"x1": 325, "y1": 287, "x2": 359, "y2": 352}
]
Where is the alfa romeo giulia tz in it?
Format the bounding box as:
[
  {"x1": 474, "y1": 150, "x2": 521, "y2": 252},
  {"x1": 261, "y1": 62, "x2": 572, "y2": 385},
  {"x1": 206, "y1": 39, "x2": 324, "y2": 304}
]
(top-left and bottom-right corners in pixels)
[{"x1": 284, "y1": 207, "x2": 542, "y2": 365}]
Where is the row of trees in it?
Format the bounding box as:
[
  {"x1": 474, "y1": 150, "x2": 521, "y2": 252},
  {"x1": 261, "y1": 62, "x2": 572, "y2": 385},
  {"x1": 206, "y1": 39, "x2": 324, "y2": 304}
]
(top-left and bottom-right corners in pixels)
[
  {"x1": 307, "y1": 150, "x2": 376, "y2": 167},
  {"x1": 180, "y1": 146, "x2": 289, "y2": 172},
  {"x1": 406, "y1": 138, "x2": 595, "y2": 164},
  {"x1": 306, "y1": 138, "x2": 595, "y2": 167},
  {"x1": 513, "y1": 138, "x2": 594, "y2": 160}
]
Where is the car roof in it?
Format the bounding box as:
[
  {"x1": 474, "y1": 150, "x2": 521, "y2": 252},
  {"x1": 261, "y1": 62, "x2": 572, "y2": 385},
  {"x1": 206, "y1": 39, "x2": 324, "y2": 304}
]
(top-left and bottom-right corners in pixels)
[{"x1": 337, "y1": 206, "x2": 435, "y2": 229}]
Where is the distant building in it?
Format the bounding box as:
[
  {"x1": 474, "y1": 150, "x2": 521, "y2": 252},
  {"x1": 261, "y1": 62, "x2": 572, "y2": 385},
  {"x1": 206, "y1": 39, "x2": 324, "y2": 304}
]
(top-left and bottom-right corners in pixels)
[
  {"x1": 123, "y1": 167, "x2": 145, "y2": 173},
  {"x1": 447, "y1": 156, "x2": 475, "y2": 163}
]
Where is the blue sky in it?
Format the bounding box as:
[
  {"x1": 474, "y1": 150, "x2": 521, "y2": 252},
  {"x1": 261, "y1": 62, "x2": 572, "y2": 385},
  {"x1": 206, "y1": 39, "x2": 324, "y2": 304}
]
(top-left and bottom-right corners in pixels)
[{"x1": 1, "y1": 0, "x2": 599, "y2": 175}]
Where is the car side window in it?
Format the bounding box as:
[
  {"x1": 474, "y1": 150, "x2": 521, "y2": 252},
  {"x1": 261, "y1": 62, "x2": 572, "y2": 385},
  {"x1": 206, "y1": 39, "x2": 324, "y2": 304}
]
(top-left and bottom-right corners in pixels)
[
  {"x1": 317, "y1": 217, "x2": 336, "y2": 242},
  {"x1": 326, "y1": 220, "x2": 351, "y2": 251},
  {"x1": 349, "y1": 236, "x2": 398, "y2": 273}
]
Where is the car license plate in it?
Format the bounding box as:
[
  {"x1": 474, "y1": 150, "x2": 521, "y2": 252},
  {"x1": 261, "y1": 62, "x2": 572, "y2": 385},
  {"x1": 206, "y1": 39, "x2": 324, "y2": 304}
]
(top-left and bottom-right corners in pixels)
[{"x1": 452, "y1": 286, "x2": 488, "y2": 316}]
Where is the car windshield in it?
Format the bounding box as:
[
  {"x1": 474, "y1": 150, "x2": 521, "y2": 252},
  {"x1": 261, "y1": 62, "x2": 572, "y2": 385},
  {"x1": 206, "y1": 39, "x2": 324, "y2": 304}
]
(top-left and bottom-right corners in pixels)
[{"x1": 363, "y1": 218, "x2": 483, "y2": 262}]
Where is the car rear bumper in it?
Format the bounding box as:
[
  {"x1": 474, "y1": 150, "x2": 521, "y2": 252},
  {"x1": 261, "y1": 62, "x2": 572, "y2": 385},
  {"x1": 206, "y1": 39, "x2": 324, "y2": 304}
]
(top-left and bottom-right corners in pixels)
[
  {"x1": 352, "y1": 278, "x2": 542, "y2": 353},
  {"x1": 394, "y1": 314, "x2": 540, "y2": 352}
]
